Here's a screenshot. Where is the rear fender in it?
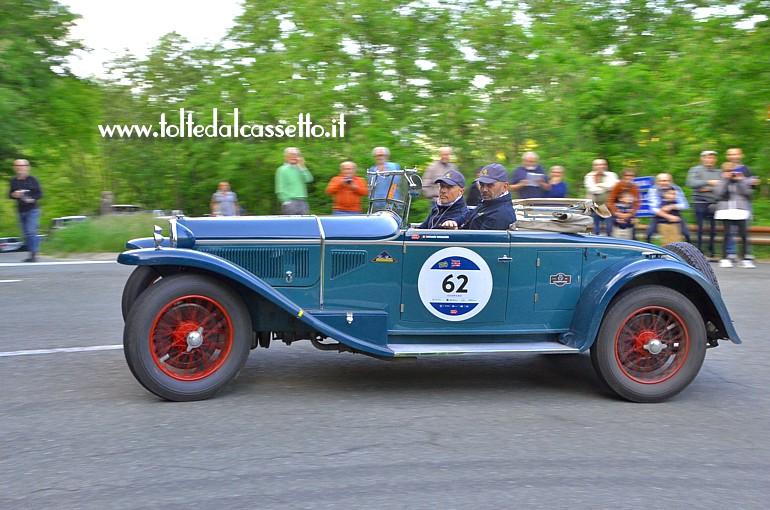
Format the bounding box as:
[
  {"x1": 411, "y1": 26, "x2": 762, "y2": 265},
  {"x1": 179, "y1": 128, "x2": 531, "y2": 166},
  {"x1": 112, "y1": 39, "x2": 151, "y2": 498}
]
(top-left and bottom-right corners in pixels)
[
  {"x1": 118, "y1": 248, "x2": 393, "y2": 357},
  {"x1": 567, "y1": 258, "x2": 740, "y2": 351}
]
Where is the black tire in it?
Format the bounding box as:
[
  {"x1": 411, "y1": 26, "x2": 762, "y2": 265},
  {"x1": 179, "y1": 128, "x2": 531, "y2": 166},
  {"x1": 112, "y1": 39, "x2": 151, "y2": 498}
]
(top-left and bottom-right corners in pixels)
[
  {"x1": 121, "y1": 267, "x2": 163, "y2": 320},
  {"x1": 590, "y1": 285, "x2": 707, "y2": 403},
  {"x1": 123, "y1": 274, "x2": 252, "y2": 401},
  {"x1": 663, "y1": 242, "x2": 720, "y2": 292}
]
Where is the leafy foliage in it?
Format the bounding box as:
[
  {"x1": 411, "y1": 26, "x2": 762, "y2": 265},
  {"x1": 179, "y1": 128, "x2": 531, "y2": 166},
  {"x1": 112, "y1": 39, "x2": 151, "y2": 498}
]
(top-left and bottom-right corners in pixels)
[{"x1": 2, "y1": 0, "x2": 769, "y2": 236}]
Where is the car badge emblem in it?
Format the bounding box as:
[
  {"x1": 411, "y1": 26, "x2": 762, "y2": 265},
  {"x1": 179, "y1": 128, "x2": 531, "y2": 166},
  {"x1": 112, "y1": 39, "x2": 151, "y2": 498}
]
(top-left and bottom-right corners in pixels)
[
  {"x1": 549, "y1": 273, "x2": 572, "y2": 287},
  {"x1": 372, "y1": 251, "x2": 396, "y2": 263}
]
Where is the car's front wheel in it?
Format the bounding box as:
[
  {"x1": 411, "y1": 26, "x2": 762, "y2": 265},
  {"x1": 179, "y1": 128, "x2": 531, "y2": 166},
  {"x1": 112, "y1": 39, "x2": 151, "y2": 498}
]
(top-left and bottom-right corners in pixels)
[
  {"x1": 121, "y1": 266, "x2": 163, "y2": 320},
  {"x1": 124, "y1": 274, "x2": 252, "y2": 401},
  {"x1": 590, "y1": 285, "x2": 706, "y2": 403}
]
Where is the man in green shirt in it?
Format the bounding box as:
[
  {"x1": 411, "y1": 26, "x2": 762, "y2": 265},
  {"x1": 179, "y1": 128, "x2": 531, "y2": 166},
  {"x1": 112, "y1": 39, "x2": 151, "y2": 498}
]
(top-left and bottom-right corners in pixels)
[{"x1": 275, "y1": 147, "x2": 314, "y2": 214}]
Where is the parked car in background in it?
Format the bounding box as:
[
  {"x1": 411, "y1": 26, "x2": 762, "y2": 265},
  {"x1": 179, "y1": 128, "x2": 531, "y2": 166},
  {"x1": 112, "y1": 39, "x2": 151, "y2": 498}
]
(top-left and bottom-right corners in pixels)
[
  {"x1": 111, "y1": 205, "x2": 141, "y2": 214},
  {"x1": 50, "y1": 215, "x2": 88, "y2": 230},
  {"x1": 0, "y1": 237, "x2": 24, "y2": 252},
  {"x1": 119, "y1": 169, "x2": 739, "y2": 403}
]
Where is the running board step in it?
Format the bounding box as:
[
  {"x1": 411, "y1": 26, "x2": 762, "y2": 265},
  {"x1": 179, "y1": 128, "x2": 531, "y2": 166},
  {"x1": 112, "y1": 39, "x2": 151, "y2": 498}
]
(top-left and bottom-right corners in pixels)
[{"x1": 388, "y1": 342, "x2": 581, "y2": 357}]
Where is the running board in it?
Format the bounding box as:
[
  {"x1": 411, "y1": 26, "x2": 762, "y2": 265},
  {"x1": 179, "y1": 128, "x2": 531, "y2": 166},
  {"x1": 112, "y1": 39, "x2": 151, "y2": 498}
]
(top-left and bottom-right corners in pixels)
[{"x1": 389, "y1": 342, "x2": 581, "y2": 357}]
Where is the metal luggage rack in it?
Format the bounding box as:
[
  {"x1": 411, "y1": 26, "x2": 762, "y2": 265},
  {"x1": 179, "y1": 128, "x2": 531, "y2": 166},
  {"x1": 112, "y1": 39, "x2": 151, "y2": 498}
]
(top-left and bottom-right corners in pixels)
[{"x1": 512, "y1": 198, "x2": 601, "y2": 233}]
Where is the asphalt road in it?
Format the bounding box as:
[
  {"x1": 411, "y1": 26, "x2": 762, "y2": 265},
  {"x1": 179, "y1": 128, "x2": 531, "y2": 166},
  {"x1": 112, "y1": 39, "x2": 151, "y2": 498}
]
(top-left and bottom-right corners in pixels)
[{"x1": 1, "y1": 252, "x2": 769, "y2": 509}]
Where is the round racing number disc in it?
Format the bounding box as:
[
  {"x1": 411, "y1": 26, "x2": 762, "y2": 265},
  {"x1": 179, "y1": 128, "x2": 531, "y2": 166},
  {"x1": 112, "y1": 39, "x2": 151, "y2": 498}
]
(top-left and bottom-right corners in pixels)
[{"x1": 418, "y1": 247, "x2": 493, "y2": 322}]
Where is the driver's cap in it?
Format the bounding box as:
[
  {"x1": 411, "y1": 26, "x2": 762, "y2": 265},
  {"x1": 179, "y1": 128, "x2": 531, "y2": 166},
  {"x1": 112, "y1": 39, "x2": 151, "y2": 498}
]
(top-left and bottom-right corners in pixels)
[{"x1": 435, "y1": 169, "x2": 466, "y2": 188}]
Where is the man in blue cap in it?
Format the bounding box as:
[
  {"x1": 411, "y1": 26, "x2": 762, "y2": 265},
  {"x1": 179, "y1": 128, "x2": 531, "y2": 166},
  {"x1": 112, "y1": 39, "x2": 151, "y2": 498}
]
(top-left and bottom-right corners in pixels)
[
  {"x1": 441, "y1": 163, "x2": 516, "y2": 230},
  {"x1": 418, "y1": 169, "x2": 470, "y2": 229}
]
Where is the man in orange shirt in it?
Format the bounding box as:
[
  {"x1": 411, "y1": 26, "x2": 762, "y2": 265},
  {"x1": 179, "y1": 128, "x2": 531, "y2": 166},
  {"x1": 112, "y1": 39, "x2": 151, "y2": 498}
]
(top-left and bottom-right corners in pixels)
[{"x1": 326, "y1": 161, "x2": 369, "y2": 214}]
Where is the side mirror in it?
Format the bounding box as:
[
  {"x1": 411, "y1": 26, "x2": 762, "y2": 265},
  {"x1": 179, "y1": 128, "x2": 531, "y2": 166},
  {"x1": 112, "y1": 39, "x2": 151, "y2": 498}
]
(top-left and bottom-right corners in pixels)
[{"x1": 406, "y1": 173, "x2": 423, "y2": 198}]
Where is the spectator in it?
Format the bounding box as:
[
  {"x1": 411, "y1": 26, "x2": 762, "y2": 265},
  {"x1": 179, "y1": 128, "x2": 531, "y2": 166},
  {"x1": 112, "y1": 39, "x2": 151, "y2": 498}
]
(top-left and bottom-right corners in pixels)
[
  {"x1": 421, "y1": 147, "x2": 457, "y2": 200},
  {"x1": 543, "y1": 165, "x2": 568, "y2": 199},
  {"x1": 275, "y1": 147, "x2": 313, "y2": 215},
  {"x1": 100, "y1": 191, "x2": 114, "y2": 216},
  {"x1": 418, "y1": 169, "x2": 469, "y2": 229},
  {"x1": 583, "y1": 159, "x2": 618, "y2": 235},
  {"x1": 686, "y1": 150, "x2": 722, "y2": 258},
  {"x1": 611, "y1": 191, "x2": 638, "y2": 240},
  {"x1": 367, "y1": 146, "x2": 401, "y2": 187},
  {"x1": 715, "y1": 162, "x2": 754, "y2": 268},
  {"x1": 645, "y1": 173, "x2": 690, "y2": 244},
  {"x1": 509, "y1": 151, "x2": 550, "y2": 199},
  {"x1": 656, "y1": 188, "x2": 685, "y2": 244},
  {"x1": 325, "y1": 161, "x2": 368, "y2": 215},
  {"x1": 724, "y1": 147, "x2": 758, "y2": 259},
  {"x1": 8, "y1": 159, "x2": 43, "y2": 262},
  {"x1": 725, "y1": 148, "x2": 759, "y2": 187},
  {"x1": 607, "y1": 168, "x2": 641, "y2": 239},
  {"x1": 442, "y1": 164, "x2": 516, "y2": 230},
  {"x1": 210, "y1": 181, "x2": 240, "y2": 216}
]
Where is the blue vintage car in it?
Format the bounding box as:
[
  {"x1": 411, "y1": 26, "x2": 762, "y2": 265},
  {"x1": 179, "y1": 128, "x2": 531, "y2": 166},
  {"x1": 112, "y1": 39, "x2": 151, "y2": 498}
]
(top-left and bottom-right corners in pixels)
[{"x1": 119, "y1": 169, "x2": 739, "y2": 402}]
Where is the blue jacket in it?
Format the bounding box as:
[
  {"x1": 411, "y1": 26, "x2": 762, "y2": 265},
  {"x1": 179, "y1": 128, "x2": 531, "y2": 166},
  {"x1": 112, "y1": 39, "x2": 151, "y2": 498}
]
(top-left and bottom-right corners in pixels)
[
  {"x1": 419, "y1": 197, "x2": 470, "y2": 229},
  {"x1": 461, "y1": 193, "x2": 516, "y2": 230}
]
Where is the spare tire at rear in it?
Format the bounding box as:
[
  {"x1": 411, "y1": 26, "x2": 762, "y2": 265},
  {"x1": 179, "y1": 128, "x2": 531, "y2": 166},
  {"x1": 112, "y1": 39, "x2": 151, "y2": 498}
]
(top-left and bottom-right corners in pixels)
[{"x1": 663, "y1": 242, "x2": 720, "y2": 293}]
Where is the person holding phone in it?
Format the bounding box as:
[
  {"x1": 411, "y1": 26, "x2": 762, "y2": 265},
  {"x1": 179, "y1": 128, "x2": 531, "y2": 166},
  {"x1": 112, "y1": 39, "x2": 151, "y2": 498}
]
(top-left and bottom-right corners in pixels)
[{"x1": 8, "y1": 159, "x2": 43, "y2": 262}]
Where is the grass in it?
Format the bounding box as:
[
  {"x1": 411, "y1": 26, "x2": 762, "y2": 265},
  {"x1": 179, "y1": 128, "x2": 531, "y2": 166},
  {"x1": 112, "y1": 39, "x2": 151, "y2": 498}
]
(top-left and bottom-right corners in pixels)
[
  {"x1": 37, "y1": 210, "x2": 770, "y2": 260},
  {"x1": 40, "y1": 213, "x2": 163, "y2": 255}
]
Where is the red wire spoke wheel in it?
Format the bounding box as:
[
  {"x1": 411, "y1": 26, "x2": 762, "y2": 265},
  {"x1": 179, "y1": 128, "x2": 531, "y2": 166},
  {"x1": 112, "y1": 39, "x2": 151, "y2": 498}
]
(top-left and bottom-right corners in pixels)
[
  {"x1": 591, "y1": 285, "x2": 706, "y2": 403},
  {"x1": 124, "y1": 274, "x2": 252, "y2": 401},
  {"x1": 149, "y1": 295, "x2": 234, "y2": 380},
  {"x1": 614, "y1": 306, "x2": 688, "y2": 384}
]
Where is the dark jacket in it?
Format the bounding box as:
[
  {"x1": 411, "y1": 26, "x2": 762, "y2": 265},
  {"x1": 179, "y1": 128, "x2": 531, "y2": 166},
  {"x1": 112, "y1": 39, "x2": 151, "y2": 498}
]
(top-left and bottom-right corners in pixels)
[
  {"x1": 510, "y1": 164, "x2": 548, "y2": 199},
  {"x1": 9, "y1": 175, "x2": 43, "y2": 213},
  {"x1": 461, "y1": 193, "x2": 516, "y2": 230},
  {"x1": 419, "y1": 197, "x2": 470, "y2": 229}
]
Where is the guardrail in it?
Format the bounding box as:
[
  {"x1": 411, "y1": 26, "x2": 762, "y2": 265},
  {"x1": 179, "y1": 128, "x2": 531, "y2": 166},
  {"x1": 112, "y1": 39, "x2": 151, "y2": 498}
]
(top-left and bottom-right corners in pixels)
[
  {"x1": 686, "y1": 225, "x2": 770, "y2": 246},
  {"x1": 638, "y1": 224, "x2": 770, "y2": 246}
]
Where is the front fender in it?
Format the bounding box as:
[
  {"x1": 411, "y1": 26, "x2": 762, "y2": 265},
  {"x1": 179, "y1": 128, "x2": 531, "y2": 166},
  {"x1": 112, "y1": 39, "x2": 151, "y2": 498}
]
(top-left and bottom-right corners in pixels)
[
  {"x1": 568, "y1": 258, "x2": 740, "y2": 351},
  {"x1": 117, "y1": 248, "x2": 393, "y2": 357}
]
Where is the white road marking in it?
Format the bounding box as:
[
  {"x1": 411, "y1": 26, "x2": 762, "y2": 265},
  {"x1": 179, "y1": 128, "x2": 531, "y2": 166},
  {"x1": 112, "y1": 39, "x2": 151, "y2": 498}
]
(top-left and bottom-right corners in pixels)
[
  {"x1": 0, "y1": 345, "x2": 122, "y2": 357},
  {"x1": 0, "y1": 260, "x2": 117, "y2": 267},
  {"x1": 0, "y1": 279, "x2": 22, "y2": 283}
]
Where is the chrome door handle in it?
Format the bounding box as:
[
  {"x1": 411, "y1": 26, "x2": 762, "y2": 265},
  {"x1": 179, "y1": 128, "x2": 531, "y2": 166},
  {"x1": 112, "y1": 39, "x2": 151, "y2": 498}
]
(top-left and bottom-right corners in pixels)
[{"x1": 498, "y1": 255, "x2": 512, "y2": 262}]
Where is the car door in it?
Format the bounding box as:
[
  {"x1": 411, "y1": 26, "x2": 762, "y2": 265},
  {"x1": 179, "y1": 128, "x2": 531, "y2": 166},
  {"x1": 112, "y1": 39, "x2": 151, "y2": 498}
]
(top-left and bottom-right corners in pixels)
[{"x1": 399, "y1": 229, "x2": 511, "y2": 325}]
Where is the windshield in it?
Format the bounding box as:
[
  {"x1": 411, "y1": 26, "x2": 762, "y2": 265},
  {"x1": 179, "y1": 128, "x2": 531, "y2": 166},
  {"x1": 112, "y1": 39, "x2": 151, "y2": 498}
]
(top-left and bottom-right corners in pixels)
[{"x1": 367, "y1": 168, "x2": 422, "y2": 226}]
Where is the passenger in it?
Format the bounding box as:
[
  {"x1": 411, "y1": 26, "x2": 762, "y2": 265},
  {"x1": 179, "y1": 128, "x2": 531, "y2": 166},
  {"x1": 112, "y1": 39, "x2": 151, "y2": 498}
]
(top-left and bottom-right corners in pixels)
[
  {"x1": 464, "y1": 166, "x2": 484, "y2": 207},
  {"x1": 441, "y1": 163, "x2": 516, "y2": 230},
  {"x1": 418, "y1": 169, "x2": 470, "y2": 229}
]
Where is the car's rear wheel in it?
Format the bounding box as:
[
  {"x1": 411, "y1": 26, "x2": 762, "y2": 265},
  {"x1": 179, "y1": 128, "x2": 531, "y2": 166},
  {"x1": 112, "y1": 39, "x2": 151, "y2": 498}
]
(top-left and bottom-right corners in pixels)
[
  {"x1": 663, "y1": 242, "x2": 720, "y2": 292},
  {"x1": 124, "y1": 274, "x2": 252, "y2": 401},
  {"x1": 590, "y1": 285, "x2": 706, "y2": 403}
]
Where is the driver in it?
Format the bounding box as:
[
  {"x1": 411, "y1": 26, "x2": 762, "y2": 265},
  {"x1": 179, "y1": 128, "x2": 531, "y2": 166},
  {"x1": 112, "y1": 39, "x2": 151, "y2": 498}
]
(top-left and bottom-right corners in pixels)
[
  {"x1": 418, "y1": 169, "x2": 470, "y2": 229},
  {"x1": 441, "y1": 163, "x2": 516, "y2": 230}
]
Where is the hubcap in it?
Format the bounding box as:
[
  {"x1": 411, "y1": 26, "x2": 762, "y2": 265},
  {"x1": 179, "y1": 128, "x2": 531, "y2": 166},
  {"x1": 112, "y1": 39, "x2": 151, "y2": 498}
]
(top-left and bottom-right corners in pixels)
[
  {"x1": 186, "y1": 327, "x2": 204, "y2": 351},
  {"x1": 643, "y1": 338, "x2": 667, "y2": 355}
]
